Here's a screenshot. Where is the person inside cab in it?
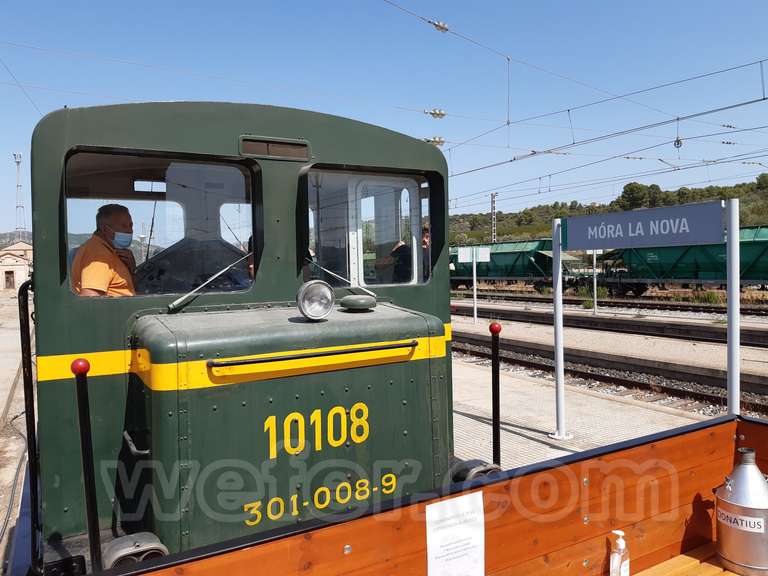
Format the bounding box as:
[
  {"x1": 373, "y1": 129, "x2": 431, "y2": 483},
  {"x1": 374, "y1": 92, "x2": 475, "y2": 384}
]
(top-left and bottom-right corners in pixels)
[{"x1": 71, "y1": 204, "x2": 136, "y2": 297}]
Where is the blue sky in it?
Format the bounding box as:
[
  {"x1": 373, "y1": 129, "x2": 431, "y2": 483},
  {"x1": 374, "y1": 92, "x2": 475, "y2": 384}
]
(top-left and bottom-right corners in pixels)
[{"x1": 2, "y1": 0, "x2": 768, "y2": 233}]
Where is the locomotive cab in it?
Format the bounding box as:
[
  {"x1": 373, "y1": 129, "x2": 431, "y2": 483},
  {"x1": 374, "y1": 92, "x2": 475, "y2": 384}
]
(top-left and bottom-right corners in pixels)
[{"x1": 28, "y1": 103, "x2": 452, "y2": 568}]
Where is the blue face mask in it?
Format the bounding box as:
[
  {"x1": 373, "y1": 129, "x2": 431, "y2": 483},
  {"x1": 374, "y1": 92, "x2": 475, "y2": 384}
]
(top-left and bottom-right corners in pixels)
[{"x1": 107, "y1": 226, "x2": 133, "y2": 249}]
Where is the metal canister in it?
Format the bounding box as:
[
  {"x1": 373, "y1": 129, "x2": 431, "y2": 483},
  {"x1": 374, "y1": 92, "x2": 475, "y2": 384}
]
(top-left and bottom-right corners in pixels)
[{"x1": 715, "y1": 447, "x2": 768, "y2": 575}]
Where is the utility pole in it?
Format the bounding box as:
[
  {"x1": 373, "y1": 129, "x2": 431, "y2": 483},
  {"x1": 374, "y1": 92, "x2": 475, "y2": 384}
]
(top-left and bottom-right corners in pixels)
[
  {"x1": 490, "y1": 192, "x2": 497, "y2": 243},
  {"x1": 14, "y1": 153, "x2": 25, "y2": 242}
]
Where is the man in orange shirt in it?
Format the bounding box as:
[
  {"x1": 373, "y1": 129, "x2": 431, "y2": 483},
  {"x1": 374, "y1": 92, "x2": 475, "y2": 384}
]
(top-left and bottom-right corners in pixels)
[{"x1": 71, "y1": 204, "x2": 137, "y2": 297}]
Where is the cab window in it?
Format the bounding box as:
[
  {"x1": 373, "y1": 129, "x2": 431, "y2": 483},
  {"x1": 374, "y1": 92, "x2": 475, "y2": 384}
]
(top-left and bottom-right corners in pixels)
[
  {"x1": 306, "y1": 169, "x2": 430, "y2": 286},
  {"x1": 65, "y1": 152, "x2": 255, "y2": 297}
]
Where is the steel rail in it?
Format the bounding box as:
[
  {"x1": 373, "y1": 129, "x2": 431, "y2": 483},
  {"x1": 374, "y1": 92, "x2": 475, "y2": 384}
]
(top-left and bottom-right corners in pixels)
[
  {"x1": 451, "y1": 302, "x2": 768, "y2": 348},
  {"x1": 452, "y1": 332, "x2": 768, "y2": 414},
  {"x1": 451, "y1": 290, "x2": 768, "y2": 316}
]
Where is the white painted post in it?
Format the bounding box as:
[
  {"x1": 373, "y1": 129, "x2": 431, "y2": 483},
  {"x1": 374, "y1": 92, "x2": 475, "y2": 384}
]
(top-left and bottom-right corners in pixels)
[
  {"x1": 472, "y1": 248, "x2": 478, "y2": 325},
  {"x1": 592, "y1": 251, "x2": 598, "y2": 315},
  {"x1": 727, "y1": 198, "x2": 741, "y2": 415},
  {"x1": 551, "y1": 219, "x2": 568, "y2": 439}
]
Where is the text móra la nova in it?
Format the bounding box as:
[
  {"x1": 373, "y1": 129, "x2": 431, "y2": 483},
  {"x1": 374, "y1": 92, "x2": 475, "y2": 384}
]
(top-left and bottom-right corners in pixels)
[{"x1": 588, "y1": 217, "x2": 691, "y2": 240}]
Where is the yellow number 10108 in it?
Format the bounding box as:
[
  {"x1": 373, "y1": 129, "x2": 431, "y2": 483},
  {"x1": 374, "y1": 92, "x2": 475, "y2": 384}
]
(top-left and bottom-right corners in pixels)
[{"x1": 264, "y1": 402, "x2": 370, "y2": 459}]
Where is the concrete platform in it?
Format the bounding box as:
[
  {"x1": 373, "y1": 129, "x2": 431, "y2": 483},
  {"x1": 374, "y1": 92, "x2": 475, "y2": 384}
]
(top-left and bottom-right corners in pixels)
[
  {"x1": 0, "y1": 295, "x2": 26, "y2": 558},
  {"x1": 451, "y1": 358, "x2": 703, "y2": 470}
]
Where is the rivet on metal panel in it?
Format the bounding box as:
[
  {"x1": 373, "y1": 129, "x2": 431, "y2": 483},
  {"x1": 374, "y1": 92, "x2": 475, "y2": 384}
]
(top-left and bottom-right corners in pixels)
[
  {"x1": 367, "y1": 385, "x2": 372, "y2": 390},
  {"x1": 295, "y1": 394, "x2": 300, "y2": 400},
  {"x1": 582, "y1": 515, "x2": 589, "y2": 525},
  {"x1": 269, "y1": 397, "x2": 273, "y2": 403},
  {"x1": 402, "y1": 400, "x2": 407, "y2": 405},
  {"x1": 582, "y1": 559, "x2": 589, "y2": 567},
  {"x1": 582, "y1": 478, "x2": 589, "y2": 486},
  {"x1": 167, "y1": 411, "x2": 173, "y2": 417},
  {"x1": 320, "y1": 390, "x2": 325, "y2": 396},
  {"x1": 212, "y1": 405, "x2": 217, "y2": 411},
  {"x1": 242, "y1": 401, "x2": 247, "y2": 406},
  {"x1": 403, "y1": 430, "x2": 408, "y2": 436},
  {"x1": 63, "y1": 507, "x2": 69, "y2": 512},
  {"x1": 343, "y1": 545, "x2": 352, "y2": 555},
  {"x1": 345, "y1": 387, "x2": 349, "y2": 393}
]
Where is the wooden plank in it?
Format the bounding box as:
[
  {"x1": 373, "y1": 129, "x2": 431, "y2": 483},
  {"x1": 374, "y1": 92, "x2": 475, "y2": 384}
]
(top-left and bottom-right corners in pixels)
[
  {"x1": 145, "y1": 422, "x2": 735, "y2": 576},
  {"x1": 486, "y1": 505, "x2": 717, "y2": 576},
  {"x1": 485, "y1": 454, "x2": 730, "y2": 571},
  {"x1": 636, "y1": 544, "x2": 716, "y2": 576},
  {"x1": 676, "y1": 565, "x2": 723, "y2": 576}
]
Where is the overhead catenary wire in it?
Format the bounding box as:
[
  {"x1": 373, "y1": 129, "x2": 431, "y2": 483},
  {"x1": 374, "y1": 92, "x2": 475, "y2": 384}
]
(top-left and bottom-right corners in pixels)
[
  {"x1": 452, "y1": 124, "x2": 768, "y2": 204},
  {"x1": 450, "y1": 97, "x2": 768, "y2": 178},
  {"x1": 453, "y1": 123, "x2": 768, "y2": 202},
  {"x1": 451, "y1": 153, "x2": 768, "y2": 211},
  {"x1": 431, "y1": 61, "x2": 768, "y2": 152},
  {"x1": 380, "y1": 0, "x2": 728, "y2": 118},
  {"x1": 453, "y1": 165, "x2": 768, "y2": 212},
  {"x1": 0, "y1": 55, "x2": 42, "y2": 115},
  {"x1": 382, "y1": 0, "x2": 768, "y2": 147},
  {"x1": 455, "y1": 143, "x2": 768, "y2": 209},
  {"x1": 401, "y1": 105, "x2": 768, "y2": 147}
]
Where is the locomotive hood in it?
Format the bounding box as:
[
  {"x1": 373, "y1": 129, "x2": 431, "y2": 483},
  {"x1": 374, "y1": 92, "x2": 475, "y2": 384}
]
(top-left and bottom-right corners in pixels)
[{"x1": 129, "y1": 303, "x2": 447, "y2": 390}]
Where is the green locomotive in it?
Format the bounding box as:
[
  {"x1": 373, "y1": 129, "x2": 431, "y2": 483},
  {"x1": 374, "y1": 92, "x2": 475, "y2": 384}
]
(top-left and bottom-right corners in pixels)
[{"x1": 23, "y1": 103, "x2": 453, "y2": 570}]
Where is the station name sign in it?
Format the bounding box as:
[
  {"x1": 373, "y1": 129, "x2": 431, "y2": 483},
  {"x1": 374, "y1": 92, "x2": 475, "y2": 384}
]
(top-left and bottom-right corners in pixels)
[{"x1": 562, "y1": 201, "x2": 725, "y2": 250}]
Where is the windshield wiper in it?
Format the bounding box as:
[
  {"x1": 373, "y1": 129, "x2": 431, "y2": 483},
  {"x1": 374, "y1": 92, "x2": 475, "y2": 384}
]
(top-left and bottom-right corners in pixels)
[
  {"x1": 305, "y1": 258, "x2": 377, "y2": 298},
  {"x1": 167, "y1": 253, "x2": 251, "y2": 312}
]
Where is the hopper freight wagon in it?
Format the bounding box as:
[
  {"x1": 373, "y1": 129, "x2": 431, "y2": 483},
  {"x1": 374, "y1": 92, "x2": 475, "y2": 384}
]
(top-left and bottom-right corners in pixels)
[
  {"x1": 601, "y1": 225, "x2": 768, "y2": 296},
  {"x1": 11, "y1": 102, "x2": 457, "y2": 574},
  {"x1": 448, "y1": 240, "x2": 583, "y2": 290}
]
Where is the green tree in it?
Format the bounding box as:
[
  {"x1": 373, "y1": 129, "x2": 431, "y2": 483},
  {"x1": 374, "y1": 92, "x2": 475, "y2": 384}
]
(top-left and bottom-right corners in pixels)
[
  {"x1": 647, "y1": 184, "x2": 663, "y2": 207},
  {"x1": 616, "y1": 182, "x2": 648, "y2": 210}
]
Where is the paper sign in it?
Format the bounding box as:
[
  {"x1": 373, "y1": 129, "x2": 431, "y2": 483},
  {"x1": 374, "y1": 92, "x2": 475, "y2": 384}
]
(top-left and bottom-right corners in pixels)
[
  {"x1": 458, "y1": 247, "x2": 472, "y2": 263},
  {"x1": 426, "y1": 491, "x2": 485, "y2": 576},
  {"x1": 476, "y1": 247, "x2": 491, "y2": 263}
]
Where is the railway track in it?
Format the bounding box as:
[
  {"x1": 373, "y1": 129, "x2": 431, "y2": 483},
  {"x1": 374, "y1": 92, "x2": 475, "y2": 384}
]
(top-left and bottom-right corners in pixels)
[
  {"x1": 451, "y1": 290, "x2": 768, "y2": 316},
  {"x1": 452, "y1": 330, "x2": 768, "y2": 414},
  {"x1": 450, "y1": 302, "x2": 768, "y2": 348}
]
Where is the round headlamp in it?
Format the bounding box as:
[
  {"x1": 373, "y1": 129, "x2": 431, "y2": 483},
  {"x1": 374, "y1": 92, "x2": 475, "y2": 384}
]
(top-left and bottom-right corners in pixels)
[{"x1": 297, "y1": 280, "x2": 335, "y2": 321}]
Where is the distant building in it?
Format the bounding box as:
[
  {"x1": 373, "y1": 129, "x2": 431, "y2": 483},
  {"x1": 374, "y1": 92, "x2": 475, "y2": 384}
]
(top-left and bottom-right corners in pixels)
[{"x1": 0, "y1": 241, "x2": 32, "y2": 291}]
